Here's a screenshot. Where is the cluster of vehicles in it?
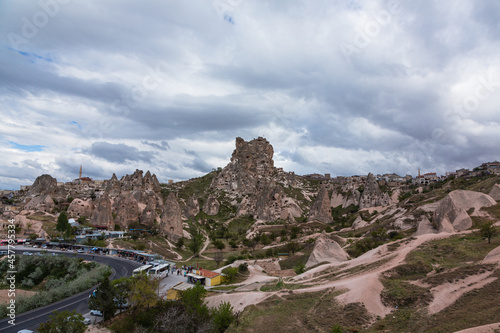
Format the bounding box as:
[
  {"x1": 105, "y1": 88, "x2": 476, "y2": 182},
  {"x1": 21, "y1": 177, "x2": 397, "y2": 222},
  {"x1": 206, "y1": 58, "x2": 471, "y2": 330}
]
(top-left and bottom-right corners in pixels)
[{"x1": 132, "y1": 262, "x2": 171, "y2": 279}]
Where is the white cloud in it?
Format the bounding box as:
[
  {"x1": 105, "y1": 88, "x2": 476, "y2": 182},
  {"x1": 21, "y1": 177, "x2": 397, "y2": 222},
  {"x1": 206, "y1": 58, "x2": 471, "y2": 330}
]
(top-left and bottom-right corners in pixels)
[{"x1": 1, "y1": 0, "x2": 500, "y2": 189}]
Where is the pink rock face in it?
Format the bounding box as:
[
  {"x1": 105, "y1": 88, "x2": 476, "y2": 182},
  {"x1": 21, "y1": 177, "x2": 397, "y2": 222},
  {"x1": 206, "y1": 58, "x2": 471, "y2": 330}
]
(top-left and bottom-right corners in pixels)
[
  {"x1": 90, "y1": 193, "x2": 114, "y2": 230},
  {"x1": 433, "y1": 190, "x2": 496, "y2": 232},
  {"x1": 210, "y1": 137, "x2": 301, "y2": 223},
  {"x1": 308, "y1": 185, "x2": 332, "y2": 223},
  {"x1": 67, "y1": 198, "x2": 94, "y2": 218},
  {"x1": 489, "y1": 184, "x2": 500, "y2": 201},
  {"x1": 161, "y1": 193, "x2": 183, "y2": 241},
  {"x1": 202, "y1": 195, "x2": 219, "y2": 216},
  {"x1": 306, "y1": 233, "x2": 348, "y2": 268}
]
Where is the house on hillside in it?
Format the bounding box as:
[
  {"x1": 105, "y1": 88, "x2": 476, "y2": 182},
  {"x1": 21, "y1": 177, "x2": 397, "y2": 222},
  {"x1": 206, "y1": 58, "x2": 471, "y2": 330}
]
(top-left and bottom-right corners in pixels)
[{"x1": 193, "y1": 268, "x2": 222, "y2": 287}]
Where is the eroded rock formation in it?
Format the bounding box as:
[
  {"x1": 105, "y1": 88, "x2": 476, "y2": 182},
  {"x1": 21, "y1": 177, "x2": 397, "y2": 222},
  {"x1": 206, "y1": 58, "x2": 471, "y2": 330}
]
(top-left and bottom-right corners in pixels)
[
  {"x1": 305, "y1": 232, "x2": 348, "y2": 268},
  {"x1": 202, "y1": 195, "x2": 220, "y2": 216},
  {"x1": 433, "y1": 190, "x2": 496, "y2": 232},
  {"x1": 211, "y1": 137, "x2": 302, "y2": 222},
  {"x1": 308, "y1": 186, "x2": 332, "y2": 223},
  {"x1": 359, "y1": 173, "x2": 391, "y2": 209},
  {"x1": 161, "y1": 193, "x2": 183, "y2": 241}
]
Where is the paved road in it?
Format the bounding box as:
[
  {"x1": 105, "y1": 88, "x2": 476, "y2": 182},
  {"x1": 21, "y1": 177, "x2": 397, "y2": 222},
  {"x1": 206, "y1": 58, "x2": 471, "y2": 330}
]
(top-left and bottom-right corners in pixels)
[{"x1": 0, "y1": 247, "x2": 142, "y2": 333}]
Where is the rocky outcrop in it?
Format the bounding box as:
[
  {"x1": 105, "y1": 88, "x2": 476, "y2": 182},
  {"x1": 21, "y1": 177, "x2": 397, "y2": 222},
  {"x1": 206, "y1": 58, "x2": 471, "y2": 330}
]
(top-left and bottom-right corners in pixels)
[
  {"x1": 211, "y1": 137, "x2": 275, "y2": 194},
  {"x1": 24, "y1": 194, "x2": 55, "y2": 212},
  {"x1": 351, "y1": 215, "x2": 368, "y2": 230},
  {"x1": 330, "y1": 191, "x2": 344, "y2": 208},
  {"x1": 308, "y1": 186, "x2": 332, "y2": 223},
  {"x1": 359, "y1": 173, "x2": 391, "y2": 209},
  {"x1": 105, "y1": 173, "x2": 121, "y2": 197},
  {"x1": 415, "y1": 216, "x2": 436, "y2": 236},
  {"x1": 27, "y1": 174, "x2": 58, "y2": 196},
  {"x1": 161, "y1": 193, "x2": 183, "y2": 241},
  {"x1": 184, "y1": 195, "x2": 200, "y2": 219},
  {"x1": 483, "y1": 245, "x2": 500, "y2": 264},
  {"x1": 144, "y1": 171, "x2": 162, "y2": 193},
  {"x1": 305, "y1": 232, "x2": 348, "y2": 268},
  {"x1": 89, "y1": 193, "x2": 114, "y2": 229},
  {"x1": 203, "y1": 195, "x2": 220, "y2": 216},
  {"x1": 140, "y1": 198, "x2": 159, "y2": 228},
  {"x1": 253, "y1": 184, "x2": 302, "y2": 222},
  {"x1": 330, "y1": 187, "x2": 362, "y2": 209},
  {"x1": 211, "y1": 137, "x2": 301, "y2": 223},
  {"x1": 112, "y1": 194, "x2": 139, "y2": 229},
  {"x1": 489, "y1": 184, "x2": 500, "y2": 201},
  {"x1": 67, "y1": 198, "x2": 94, "y2": 218},
  {"x1": 433, "y1": 190, "x2": 496, "y2": 232}
]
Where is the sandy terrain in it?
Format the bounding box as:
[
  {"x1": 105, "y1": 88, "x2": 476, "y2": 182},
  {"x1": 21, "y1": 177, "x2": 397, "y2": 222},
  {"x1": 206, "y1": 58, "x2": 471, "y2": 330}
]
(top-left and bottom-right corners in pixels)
[
  {"x1": 454, "y1": 322, "x2": 500, "y2": 333},
  {"x1": 205, "y1": 291, "x2": 274, "y2": 312},
  {"x1": 206, "y1": 232, "x2": 461, "y2": 319},
  {"x1": 483, "y1": 244, "x2": 500, "y2": 264},
  {"x1": 428, "y1": 271, "x2": 497, "y2": 314}
]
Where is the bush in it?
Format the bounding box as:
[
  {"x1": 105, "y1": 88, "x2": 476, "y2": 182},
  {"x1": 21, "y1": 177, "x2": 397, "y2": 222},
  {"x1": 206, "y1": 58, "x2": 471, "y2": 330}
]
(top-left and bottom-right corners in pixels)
[
  {"x1": 294, "y1": 263, "x2": 305, "y2": 275},
  {"x1": 222, "y1": 267, "x2": 238, "y2": 283},
  {"x1": 211, "y1": 301, "x2": 236, "y2": 332}
]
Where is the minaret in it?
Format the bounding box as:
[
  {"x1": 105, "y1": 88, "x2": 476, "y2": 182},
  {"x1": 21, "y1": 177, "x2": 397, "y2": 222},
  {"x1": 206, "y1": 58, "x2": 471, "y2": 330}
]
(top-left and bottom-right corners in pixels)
[
  {"x1": 418, "y1": 168, "x2": 421, "y2": 177},
  {"x1": 79, "y1": 164, "x2": 82, "y2": 180}
]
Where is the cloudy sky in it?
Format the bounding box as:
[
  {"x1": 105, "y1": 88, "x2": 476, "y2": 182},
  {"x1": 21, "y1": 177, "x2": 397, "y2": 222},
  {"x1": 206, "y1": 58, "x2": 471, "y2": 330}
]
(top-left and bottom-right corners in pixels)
[{"x1": 1, "y1": 0, "x2": 499, "y2": 189}]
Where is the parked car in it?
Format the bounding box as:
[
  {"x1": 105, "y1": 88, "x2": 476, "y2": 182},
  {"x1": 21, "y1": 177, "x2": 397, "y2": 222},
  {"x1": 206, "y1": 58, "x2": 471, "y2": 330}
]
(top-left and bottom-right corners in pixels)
[
  {"x1": 32, "y1": 245, "x2": 38, "y2": 248},
  {"x1": 83, "y1": 318, "x2": 91, "y2": 325},
  {"x1": 17, "y1": 330, "x2": 34, "y2": 333},
  {"x1": 77, "y1": 249, "x2": 85, "y2": 253},
  {"x1": 90, "y1": 309, "x2": 103, "y2": 316},
  {"x1": 22, "y1": 252, "x2": 33, "y2": 256}
]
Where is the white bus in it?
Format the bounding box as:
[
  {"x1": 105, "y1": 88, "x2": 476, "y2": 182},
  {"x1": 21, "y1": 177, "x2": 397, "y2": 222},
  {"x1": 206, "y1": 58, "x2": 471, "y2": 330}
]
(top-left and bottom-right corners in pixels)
[
  {"x1": 132, "y1": 264, "x2": 153, "y2": 276},
  {"x1": 148, "y1": 263, "x2": 170, "y2": 279}
]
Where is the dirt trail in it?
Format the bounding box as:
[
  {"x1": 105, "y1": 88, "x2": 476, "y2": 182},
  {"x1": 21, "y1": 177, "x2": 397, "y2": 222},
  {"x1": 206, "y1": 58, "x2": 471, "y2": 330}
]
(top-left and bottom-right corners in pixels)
[
  {"x1": 206, "y1": 232, "x2": 458, "y2": 318},
  {"x1": 428, "y1": 271, "x2": 497, "y2": 314},
  {"x1": 454, "y1": 322, "x2": 500, "y2": 333}
]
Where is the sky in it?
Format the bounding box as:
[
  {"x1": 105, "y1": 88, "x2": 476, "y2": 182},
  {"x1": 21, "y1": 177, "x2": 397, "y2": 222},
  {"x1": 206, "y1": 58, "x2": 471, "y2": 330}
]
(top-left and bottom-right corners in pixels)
[{"x1": 1, "y1": 0, "x2": 500, "y2": 190}]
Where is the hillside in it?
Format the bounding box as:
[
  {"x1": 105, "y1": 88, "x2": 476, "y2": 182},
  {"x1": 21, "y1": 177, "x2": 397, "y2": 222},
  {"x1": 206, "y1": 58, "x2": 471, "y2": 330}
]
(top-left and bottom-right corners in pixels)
[{"x1": 1, "y1": 137, "x2": 500, "y2": 332}]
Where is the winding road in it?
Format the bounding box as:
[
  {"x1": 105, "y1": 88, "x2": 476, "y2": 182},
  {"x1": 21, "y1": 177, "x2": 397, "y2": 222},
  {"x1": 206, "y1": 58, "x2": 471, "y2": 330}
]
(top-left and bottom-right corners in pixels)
[{"x1": 0, "y1": 247, "x2": 141, "y2": 333}]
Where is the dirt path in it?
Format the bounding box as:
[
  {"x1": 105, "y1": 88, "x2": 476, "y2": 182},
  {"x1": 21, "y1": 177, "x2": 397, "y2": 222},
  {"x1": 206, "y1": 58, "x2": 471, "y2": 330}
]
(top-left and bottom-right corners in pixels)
[
  {"x1": 428, "y1": 271, "x2": 497, "y2": 314},
  {"x1": 205, "y1": 232, "x2": 461, "y2": 318},
  {"x1": 454, "y1": 322, "x2": 500, "y2": 333},
  {"x1": 289, "y1": 233, "x2": 456, "y2": 317}
]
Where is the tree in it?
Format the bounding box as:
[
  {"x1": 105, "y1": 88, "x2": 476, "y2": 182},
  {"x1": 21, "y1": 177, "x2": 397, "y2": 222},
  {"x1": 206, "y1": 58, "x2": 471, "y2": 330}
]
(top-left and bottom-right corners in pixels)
[
  {"x1": 130, "y1": 273, "x2": 159, "y2": 311},
  {"x1": 56, "y1": 211, "x2": 70, "y2": 235},
  {"x1": 176, "y1": 237, "x2": 185, "y2": 249},
  {"x1": 38, "y1": 310, "x2": 86, "y2": 333},
  {"x1": 188, "y1": 225, "x2": 204, "y2": 256},
  {"x1": 260, "y1": 233, "x2": 271, "y2": 245},
  {"x1": 229, "y1": 240, "x2": 238, "y2": 250},
  {"x1": 213, "y1": 251, "x2": 224, "y2": 268},
  {"x1": 88, "y1": 271, "x2": 117, "y2": 320},
  {"x1": 285, "y1": 241, "x2": 300, "y2": 255},
  {"x1": 211, "y1": 301, "x2": 236, "y2": 332},
  {"x1": 222, "y1": 267, "x2": 238, "y2": 283},
  {"x1": 112, "y1": 276, "x2": 133, "y2": 313},
  {"x1": 480, "y1": 221, "x2": 498, "y2": 244},
  {"x1": 180, "y1": 282, "x2": 209, "y2": 320},
  {"x1": 213, "y1": 239, "x2": 225, "y2": 252}
]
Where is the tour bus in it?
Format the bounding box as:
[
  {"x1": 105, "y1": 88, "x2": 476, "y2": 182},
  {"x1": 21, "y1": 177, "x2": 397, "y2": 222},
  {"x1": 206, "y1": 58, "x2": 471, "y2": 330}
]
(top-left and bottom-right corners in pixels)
[
  {"x1": 148, "y1": 263, "x2": 170, "y2": 279},
  {"x1": 132, "y1": 264, "x2": 153, "y2": 276}
]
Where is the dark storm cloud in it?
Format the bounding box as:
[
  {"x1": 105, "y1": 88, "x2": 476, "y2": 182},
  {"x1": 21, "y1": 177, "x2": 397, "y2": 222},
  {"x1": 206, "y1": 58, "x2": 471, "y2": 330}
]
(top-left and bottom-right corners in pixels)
[
  {"x1": 86, "y1": 142, "x2": 155, "y2": 164},
  {"x1": 1, "y1": 0, "x2": 500, "y2": 189},
  {"x1": 142, "y1": 140, "x2": 170, "y2": 151}
]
